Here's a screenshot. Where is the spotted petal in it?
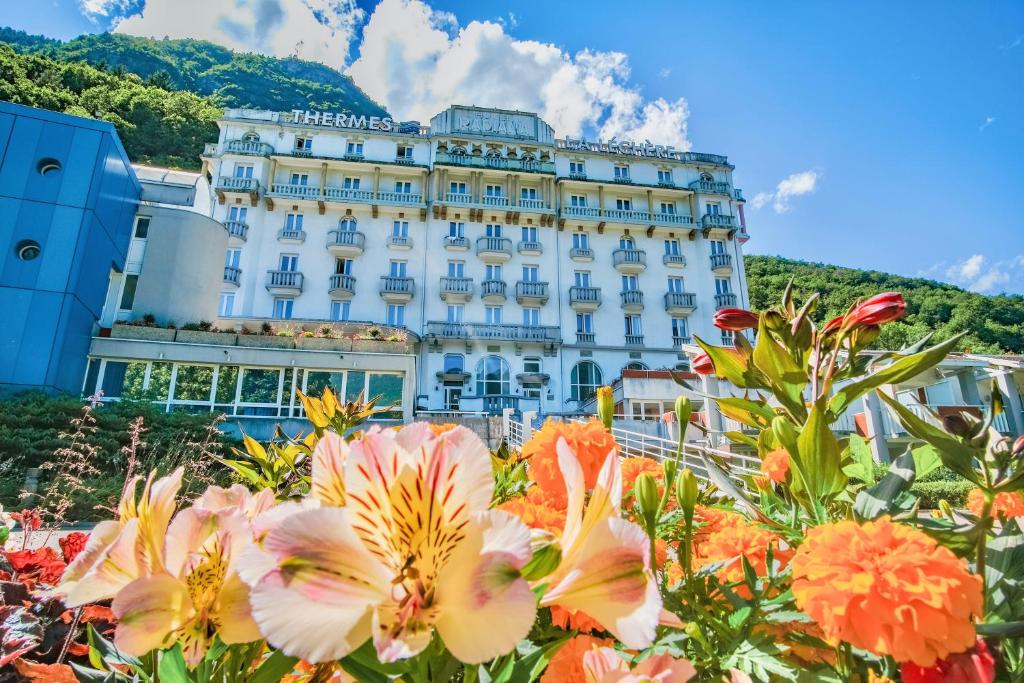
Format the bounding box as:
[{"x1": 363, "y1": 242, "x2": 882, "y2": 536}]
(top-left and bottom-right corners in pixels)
[{"x1": 111, "y1": 573, "x2": 193, "y2": 658}]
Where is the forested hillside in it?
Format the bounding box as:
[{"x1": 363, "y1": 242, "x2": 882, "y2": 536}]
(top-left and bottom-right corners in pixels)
[
  {"x1": 0, "y1": 28, "x2": 388, "y2": 115},
  {"x1": 746, "y1": 255, "x2": 1024, "y2": 353}
]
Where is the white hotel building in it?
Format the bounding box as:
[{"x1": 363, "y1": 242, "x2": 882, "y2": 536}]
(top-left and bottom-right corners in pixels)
[{"x1": 84, "y1": 105, "x2": 751, "y2": 436}]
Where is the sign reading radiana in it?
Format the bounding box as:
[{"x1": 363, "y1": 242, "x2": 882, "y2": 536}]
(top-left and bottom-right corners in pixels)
[{"x1": 290, "y1": 110, "x2": 394, "y2": 132}]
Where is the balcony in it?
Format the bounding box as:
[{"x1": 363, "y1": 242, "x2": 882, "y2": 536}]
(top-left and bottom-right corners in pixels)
[
  {"x1": 328, "y1": 274, "x2": 356, "y2": 298},
  {"x1": 567, "y1": 172, "x2": 587, "y2": 181},
  {"x1": 377, "y1": 191, "x2": 423, "y2": 206},
  {"x1": 569, "y1": 286, "x2": 601, "y2": 311},
  {"x1": 444, "y1": 235, "x2": 470, "y2": 251},
  {"x1": 326, "y1": 230, "x2": 365, "y2": 258},
  {"x1": 266, "y1": 270, "x2": 303, "y2": 295},
  {"x1": 223, "y1": 140, "x2": 274, "y2": 156},
  {"x1": 482, "y1": 195, "x2": 509, "y2": 208},
  {"x1": 476, "y1": 237, "x2": 513, "y2": 262},
  {"x1": 688, "y1": 180, "x2": 732, "y2": 195},
  {"x1": 663, "y1": 253, "x2": 686, "y2": 268},
  {"x1": 440, "y1": 276, "x2": 474, "y2": 302},
  {"x1": 612, "y1": 248, "x2": 647, "y2": 273},
  {"x1": 519, "y1": 198, "x2": 545, "y2": 210},
  {"x1": 620, "y1": 289, "x2": 644, "y2": 312},
  {"x1": 343, "y1": 152, "x2": 365, "y2": 162},
  {"x1": 561, "y1": 206, "x2": 600, "y2": 220},
  {"x1": 387, "y1": 235, "x2": 413, "y2": 250},
  {"x1": 277, "y1": 228, "x2": 306, "y2": 244},
  {"x1": 224, "y1": 220, "x2": 248, "y2": 243},
  {"x1": 612, "y1": 175, "x2": 632, "y2": 184},
  {"x1": 605, "y1": 208, "x2": 652, "y2": 224},
  {"x1": 223, "y1": 266, "x2": 241, "y2": 286},
  {"x1": 710, "y1": 253, "x2": 733, "y2": 274},
  {"x1": 434, "y1": 152, "x2": 555, "y2": 174},
  {"x1": 216, "y1": 177, "x2": 259, "y2": 194},
  {"x1": 664, "y1": 292, "x2": 697, "y2": 316},
  {"x1": 702, "y1": 213, "x2": 738, "y2": 229},
  {"x1": 379, "y1": 276, "x2": 415, "y2": 303},
  {"x1": 653, "y1": 212, "x2": 694, "y2": 226},
  {"x1": 516, "y1": 372, "x2": 550, "y2": 385},
  {"x1": 270, "y1": 183, "x2": 319, "y2": 200},
  {"x1": 672, "y1": 335, "x2": 693, "y2": 347},
  {"x1": 715, "y1": 292, "x2": 738, "y2": 310},
  {"x1": 480, "y1": 280, "x2": 507, "y2": 303},
  {"x1": 569, "y1": 246, "x2": 594, "y2": 261},
  {"x1": 324, "y1": 187, "x2": 373, "y2": 203},
  {"x1": 625, "y1": 334, "x2": 645, "y2": 346},
  {"x1": 424, "y1": 321, "x2": 561, "y2": 344},
  {"x1": 445, "y1": 192, "x2": 472, "y2": 205},
  {"x1": 515, "y1": 281, "x2": 550, "y2": 305},
  {"x1": 518, "y1": 240, "x2": 543, "y2": 256},
  {"x1": 576, "y1": 332, "x2": 596, "y2": 345}
]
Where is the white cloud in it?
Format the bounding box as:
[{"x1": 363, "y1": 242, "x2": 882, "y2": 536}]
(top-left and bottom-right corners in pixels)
[
  {"x1": 750, "y1": 170, "x2": 819, "y2": 213},
  {"x1": 980, "y1": 116, "x2": 996, "y2": 133},
  {"x1": 932, "y1": 253, "x2": 1024, "y2": 293},
  {"x1": 659, "y1": 67, "x2": 671, "y2": 78},
  {"x1": 347, "y1": 0, "x2": 690, "y2": 147},
  {"x1": 93, "y1": 0, "x2": 364, "y2": 68}
]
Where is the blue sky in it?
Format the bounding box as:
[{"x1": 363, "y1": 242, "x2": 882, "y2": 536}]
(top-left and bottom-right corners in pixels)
[{"x1": 7, "y1": 1, "x2": 1024, "y2": 294}]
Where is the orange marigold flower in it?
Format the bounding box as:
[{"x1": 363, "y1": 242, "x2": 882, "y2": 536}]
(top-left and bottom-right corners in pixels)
[
  {"x1": 427, "y1": 422, "x2": 459, "y2": 436},
  {"x1": 550, "y1": 606, "x2": 605, "y2": 634},
  {"x1": 621, "y1": 456, "x2": 664, "y2": 500},
  {"x1": 967, "y1": 488, "x2": 1024, "y2": 520},
  {"x1": 540, "y1": 634, "x2": 614, "y2": 683},
  {"x1": 692, "y1": 505, "x2": 745, "y2": 547},
  {"x1": 792, "y1": 516, "x2": 983, "y2": 666},
  {"x1": 498, "y1": 489, "x2": 567, "y2": 534},
  {"x1": 760, "y1": 449, "x2": 790, "y2": 484},
  {"x1": 695, "y1": 520, "x2": 791, "y2": 596},
  {"x1": 523, "y1": 418, "x2": 618, "y2": 503},
  {"x1": 664, "y1": 561, "x2": 685, "y2": 587}
]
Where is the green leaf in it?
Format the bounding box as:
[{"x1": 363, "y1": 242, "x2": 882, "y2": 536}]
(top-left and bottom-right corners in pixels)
[
  {"x1": 249, "y1": 651, "x2": 300, "y2": 683},
  {"x1": 86, "y1": 624, "x2": 143, "y2": 670},
  {"x1": 915, "y1": 516, "x2": 987, "y2": 558},
  {"x1": 696, "y1": 452, "x2": 767, "y2": 522},
  {"x1": 796, "y1": 402, "x2": 848, "y2": 499},
  {"x1": 854, "y1": 448, "x2": 915, "y2": 520},
  {"x1": 717, "y1": 396, "x2": 776, "y2": 429},
  {"x1": 843, "y1": 434, "x2": 875, "y2": 485},
  {"x1": 910, "y1": 443, "x2": 942, "y2": 480},
  {"x1": 876, "y1": 392, "x2": 980, "y2": 483},
  {"x1": 69, "y1": 663, "x2": 121, "y2": 683},
  {"x1": 828, "y1": 334, "x2": 963, "y2": 417},
  {"x1": 503, "y1": 635, "x2": 573, "y2": 683},
  {"x1": 976, "y1": 621, "x2": 1024, "y2": 638},
  {"x1": 157, "y1": 645, "x2": 190, "y2": 683},
  {"x1": 694, "y1": 336, "x2": 760, "y2": 389},
  {"x1": 723, "y1": 638, "x2": 798, "y2": 681},
  {"x1": 752, "y1": 317, "x2": 807, "y2": 416}
]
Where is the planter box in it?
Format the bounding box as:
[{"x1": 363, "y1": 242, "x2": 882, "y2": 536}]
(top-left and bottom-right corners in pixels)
[
  {"x1": 110, "y1": 324, "x2": 177, "y2": 342},
  {"x1": 295, "y1": 336, "x2": 351, "y2": 351},
  {"x1": 175, "y1": 330, "x2": 238, "y2": 346},
  {"x1": 350, "y1": 338, "x2": 411, "y2": 354},
  {"x1": 236, "y1": 334, "x2": 296, "y2": 350}
]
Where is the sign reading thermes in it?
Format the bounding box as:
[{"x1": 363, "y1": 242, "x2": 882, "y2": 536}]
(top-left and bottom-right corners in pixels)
[{"x1": 290, "y1": 110, "x2": 394, "y2": 132}]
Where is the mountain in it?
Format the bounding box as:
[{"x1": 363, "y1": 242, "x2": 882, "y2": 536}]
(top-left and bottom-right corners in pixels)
[
  {"x1": 746, "y1": 255, "x2": 1024, "y2": 353},
  {"x1": 0, "y1": 28, "x2": 388, "y2": 116}
]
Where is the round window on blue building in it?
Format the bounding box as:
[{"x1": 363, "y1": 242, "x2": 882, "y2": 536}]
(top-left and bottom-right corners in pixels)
[
  {"x1": 15, "y1": 240, "x2": 41, "y2": 261},
  {"x1": 37, "y1": 158, "x2": 62, "y2": 176}
]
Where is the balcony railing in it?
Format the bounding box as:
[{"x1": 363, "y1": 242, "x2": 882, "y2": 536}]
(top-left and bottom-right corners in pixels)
[
  {"x1": 561, "y1": 206, "x2": 600, "y2": 218},
  {"x1": 434, "y1": 152, "x2": 555, "y2": 174},
  {"x1": 702, "y1": 213, "x2": 738, "y2": 229},
  {"x1": 625, "y1": 334, "x2": 645, "y2": 346},
  {"x1": 480, "y1": 280, "x2": 507, "y2": 299},
  {"x1": 663, "y1": 253, "x2": 685, "y2": 267},
  {"x1": 612, "y1": 248, "x2": 647, "y2": 269},
  {"x1": 266, "y1": 270, "x2": 303, "y2": 291},
  {"x1": 688, "y1": 180, "x2": 732, "y2": 195},
  {"x1": 672, "y1": 335, "x2": 693, "y2": 346},
  {"x1": 664, "y1": 292, "x2": 697, "y2": 311},
  {"x1": 277, "y1": 228, "x2": 306, "y2": 243},
  {"x1": 515, "y1": 281, "x2": 550, "y2": 304},
  {"x1": 271, "y1": 183, "x2": 318, "y2": 199},
  {"x1": 653, "y1": 212, "x2": 694, "y2": 225},
  {"x1": 377, "y1": 191, "x2": 423, "y2": 205},
  {"x1": 482, "y1": 195, "x2": 509, "y2": 207},
  {"x1": 224, "y1": 140, "x2": 274, "y2": 156},
  {"x1": 569, "y1": 286, "x2": 601, "y2": 306},
  {"x1": 519, "y1": 198, "x2": 545, "y2": 209},
  {"x1": 476, "y1": 237, "x2": 513, "y2": 258},
  {"x1": 329, "y1": 273, "x2": 356, "y2": 295},
  {"x1": 223, "y1": 266, "x2": 241, "y2": 285},
  {"x1": 217, "y1": 177, "x2": 259, "y2": 193},
  {"x1": 567, "y1": 172, "x2": 587, "y2": 180},
  {"x1": 223, "y1": 220, "x2": 248, "y2": 241},
  {"x1": 605, "y1": 208, "x2": 651, "y2": 222},
  {"x1": 380, "y1": 276, "x2": 415, "y2": 296},
  {"x1": 517, "y1": 240, "x2": 542, "y2": 255},
  {"x1": 325, "y1": 187, "x2": 373, "y2": 202},
  {"x1": 620, "y1": 290, "x2": 644, "y2": 308},
  {"x1": 445, "y1": 192, "x2": 472, "y2": 204},
  {"x1": 440, "y1": 276, "x2": 474, "y2": 297},
  {"x1": 710, "y1": 253, "x2": 733, "y2": 270},
  {"x1": 425, "y1": 321, "x2": 561, "y2": 343},
  {"x1": 576, "y1": 332, "x2": 596, "y2": 344},
  {"x1": 444, "y1": 235, "x2": 470, "y2": 250},
  {"x1": 715, "y1": 292, "x2": 738, "y2": 309},
  {"x1": 387, "y1": 235, "x2": 413, "y2": 248},
  {"x1": 680, "y1": 152, "x2": 730, "y2": 165},
  {"x1": 326, "y1": 230, "x2": 365, "y2": 253},
  {"x1": 569, "y1": 246, "x2": 594, "y2": 260}
]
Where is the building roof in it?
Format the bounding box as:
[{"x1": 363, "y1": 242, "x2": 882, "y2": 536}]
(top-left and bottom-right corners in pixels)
[{"x1": 132, "y1": 165, "x2": 201, "y2": 188}]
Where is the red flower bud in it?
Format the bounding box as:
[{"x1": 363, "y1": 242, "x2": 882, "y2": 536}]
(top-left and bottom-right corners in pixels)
[
  {"x1": 901, "y1": 639, "x2": 995, "y2": 683},
  {"x1": 847, "y1": 292, "x2": 907, "y2": 327},
  {"x1": 1013, "y1": 435, "x2": 1024, "y2": 457},
  {"x1": 821, "y1": 315, "x2": 845, "y2": 335},
  {"x1": 713, "y1": 307, "x2": 759, "y2": 331},
  {"x1": 692, "y1": 353, "x2": 715, "y2": 375}
]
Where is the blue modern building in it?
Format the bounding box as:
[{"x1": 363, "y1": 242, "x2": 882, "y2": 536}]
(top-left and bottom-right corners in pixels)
[{"x1": 0, "y1": 102, "x2": 140, "y2": 395}]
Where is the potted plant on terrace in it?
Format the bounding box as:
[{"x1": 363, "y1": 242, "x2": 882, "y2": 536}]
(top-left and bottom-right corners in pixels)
[
  {"x1": 175, "y1": 320, "x2": 237, "y2": 346},
  {"x1": 110, "y1": 314, "x2": 177, "y2": 342}
]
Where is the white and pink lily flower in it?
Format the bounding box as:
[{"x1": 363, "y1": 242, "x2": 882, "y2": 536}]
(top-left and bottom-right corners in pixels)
[
  {"x1": 583, "y1": 646, "x2": 696, "y2": 683},
  {"x1": 246, "y1": 423, "x2": 538, "y2": 664}
]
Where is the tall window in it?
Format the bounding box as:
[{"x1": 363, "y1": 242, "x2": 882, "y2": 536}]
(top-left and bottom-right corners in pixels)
[
  {"x1": 389, "y1": 260, "x2": 407, "y2": 277},
  {"x1": 624, "y1": 314, "x2": 643, "y2": 336},
  {"x1": 475, "y1": 356, "x2": 510, "y2": 397},
  {"x1": 343, "y1": 176, "x2": 361, "y2": 189},
  {"x1": 569, "y1": 161, "x2": 585, "y2": 175},
  {"x1": 285, "y1": 213, "x2": 304, "y2": 232},
  {"x1": 615, "y1": 198, "x2": 632, "y2": 211},
  {"x1": 671, "y1": 318, "x2": 688, "y2": 340},
  {"x1": 119, "y1": 274, "x2": 138, "y2": 310},
  {"x1": 335, "y1": 258, "x2": 352, "y2": 275},
  {"x1": 521, "y1": 226, "x2": 538, "y2": 242},
  {"x1": 613, "y1": 165, "x2": 630, "y2": 180},
  {"x1": 485, "y1": 264, "x2": 503, "y2": 281},
  {"x1": 485, "y1": 224, "x2": 502, "y2": 238},
  {"x1": 572, "y1": 232, "x2": 589, "y2": 249},
  {"x1": 485, "y1": 305, "x2": 502, "y2": 324},
  {"x1": 707, "y1": 202, "x2": 721, "y2": 215},
  {"x1": 227, "y1": 206, "x2": 247, "y2": 223},
  {"x1": 621, "y1": 274, "x2": 639, "y2": 291},
  {"x1": 710, "y1": 239, "x2": 726, "y2": 254},
  {"x1": 218, "y1": 292, "x2": 234, "y2": 316},
  {"x1": 574, "y1": 271, "x2": 591, "y2": 287},
  {"x1": 233, "y1": 164, "x2": 253, "y2": 178},
  {"x1": 346, "y1": 141, "x2": 364, "y2": 156},
  {"x1": 133, "y1": 216, "x2": 150, "y2": 238},
  {"x1": 279, "y1": 254, "x2": 298, "y2": 271},
  {"x1": 659, "y1": 202, "x2": 676, "y2": 215},
  {"x1": 576, "y1": 313, "x2": 593, "y2": 333},
  {"x1": 339, "y1": 217, "x2": 357, "y2": 231},
  {"x1": 570, "y1": 194, "x2": 587, "y2": 207},
  {"x1": 664, "y1": 238, "x2": 681, "y2": 255},
  {"x1": 450, "y1": 181, "x2": 467, "y2": 194},
  {"x1": 619, "y1": 235, "x2": 635, "y2": 249},
  {"x1": 522, "y1": 265, "x2": 539, "y2": 282},
  {"x1": 387, "y1": 304, "x2": 405, "y2": 326},
  {"x1": 715, "y1": 277, "x2": 732, "y2": 295},
  {"x1": 331, "y1": 301, "x2": 350, "y2": 321},
  {"x1": 289, "y1": 172, "x2": 308, "y2": 186},
  {"x1": 667, "y1": 276, "x2": 684, "y2": 293},
  {"x1": 522, "y1": 307, "x2": 540, "y2": 326},
  {"x1": 392, "y1": 221, "x2": 409, "y2": 238},
  {"x1": 485, "y1": 184, "x2": 503, "y2": 197},
  {"x1": 446, "y1": 304, "x2": 464, "y2": 323},
  {"x1": 394, "y1": 180, "x2": 412, "y2": 194},
  {"x1": 273, "y1": 298, "x2": 294, "y2": 319},
  {"x1": 570, "y1": 361, "x2": 602, "y2": 402},
  {"x1": 225, "y1": 248, "x2": 241, "y2": 268},
  {"x1": 657, "y1": 169, "x2": 673, "y2": 184},
  {"x1": 447, "y1": 260, "x2": 465, "y2": 277},
  {"x1": 521, "y1": 187, "x2": 538, "y2": 200},
  {"x1": 448, "y1": 221, "x2": 465, "y2": 237}
]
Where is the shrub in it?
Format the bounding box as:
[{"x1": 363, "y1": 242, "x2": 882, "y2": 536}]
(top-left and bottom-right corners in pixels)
[{"x1": 911, "y1": 480, "x2": 974, "y2": 509}]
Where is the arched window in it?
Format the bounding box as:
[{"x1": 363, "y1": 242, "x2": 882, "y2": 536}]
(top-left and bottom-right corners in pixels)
[
  {"x1": 443, "y1": 353, "x2": 465, "y2": 373},
  {"x1": 450, "y1": 145, "x2": 467, "y2": 156},
  {"x1": 339, "y1": 217, "x2": 357, "y2": 231},
  {"x1": 619, "y1": 235, "x2": 635, "y2": 250},
  {"x1": 623, "y1": 361, "x2": 648, "y2": 372},
  {"x1": 485, "y1": 148, "x2": 502, "y2": 158},
  {"x1": 242, "y1": 131, "x2": 260, "y2": 142},
  {"x1": 700, "y1": 172, "x2": 713, "y2": 182},
  {"x1": 475, "y1": 355, "x2": 510, "y2": 396},
  {"x1": 570, "y1": 361, "x2": 603, "y2": 402}
]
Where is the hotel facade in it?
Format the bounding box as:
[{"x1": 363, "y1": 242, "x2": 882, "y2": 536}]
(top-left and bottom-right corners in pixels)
[{"x1": 78, "y1": 105, "x2": 752, "y2": 436}]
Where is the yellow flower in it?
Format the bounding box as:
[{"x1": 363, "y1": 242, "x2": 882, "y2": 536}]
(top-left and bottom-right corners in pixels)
[{"x1": 792, "y1": 516, "x2": 982, "y2": 666}]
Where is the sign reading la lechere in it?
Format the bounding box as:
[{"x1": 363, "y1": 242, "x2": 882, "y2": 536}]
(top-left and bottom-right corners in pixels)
[{"x1": 290, "y1": 110, "x2": 395, "y2": 132}]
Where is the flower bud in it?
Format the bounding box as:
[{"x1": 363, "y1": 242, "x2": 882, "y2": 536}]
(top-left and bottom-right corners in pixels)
[
  {"x1": 662, "y1": 458, "x2": 678, "y2": 490},
  {"x1": 846, "y1": 292, "x2": 906, "y2": 327},
  {"x1": 596, "y1": 385, "x2": 614, "y2": 432},
  {"x1": 763, "y1": 310, "x2": 787, "y2": 333},
  {"x1": 820, "y1": 314, "x2": 845, "y2": 337},
  {"x1": 1013, "y1": 435, "x2": 1024, "y2": 458},
  {"x1": 634, "y1": 473, "x2": 660, "y2": 529},
  {"x1": 790, "y1": 315, "x2": 813, "y2": 349},
  {"x1": 713, "y1": 307, "x2": 760, "y2": 332},
  {"x1": 674, "y1": 395, "x2": 693, "y2": 428},
  {"x1": 851, "y1": 324, "x2": 880, "y2": 348},
  {"x1": 942, "y1": 413, "x2": 972, "y2": 438},
  {"x1": 692, "y1": 353, "x2": 715, "y2": 375},
  {"x1": 675, "y1": 468, "x2": 699, "y2": 519},
  {"x1": 939, "y1": 499, "x2": 956, "y2": 520}
]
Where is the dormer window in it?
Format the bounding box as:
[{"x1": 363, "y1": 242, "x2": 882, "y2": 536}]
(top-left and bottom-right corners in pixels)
[
  {"x1": 569, "y1": 161, "x2": 586, "y2": 176},
  {"x1": 397, "y1": 145, "x2": 413, "y2": 159},
  {"x1": 613, "y1": 165, "x2": 630, "y2": 180},
  {"x1": 242, "y1": 131, "x2": 260, "y2": 142},
  {"x1": 294, "y1": 137, "x2": 312, "y2": 153},
  {"x1": 657, "y1": 169, "x2": 673, "y2": 185},
  {"x1": 346, "y1": 141, "x2": 364, "y2": 156},
  {"x1": 700, "y1": 172, "x2": 714, "y2": 182}
]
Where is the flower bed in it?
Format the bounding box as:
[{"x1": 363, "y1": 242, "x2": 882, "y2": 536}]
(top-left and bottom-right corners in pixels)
[{"x1": 4, "y1": 290, "x2": 1023, "y2": 682}]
